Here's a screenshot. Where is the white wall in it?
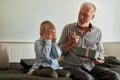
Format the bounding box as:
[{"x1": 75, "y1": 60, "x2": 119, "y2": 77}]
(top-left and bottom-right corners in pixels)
[{"x1": 0, "y1": 0, "x2": 120, "y2": 42}]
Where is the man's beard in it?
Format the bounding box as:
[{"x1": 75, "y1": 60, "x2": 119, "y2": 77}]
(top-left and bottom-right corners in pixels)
[{"x1": 78, "y1": 21, "x2": 89, "y2": 27}]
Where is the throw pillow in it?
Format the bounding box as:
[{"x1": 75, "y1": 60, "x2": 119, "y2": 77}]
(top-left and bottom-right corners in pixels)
[{"x1": 0, "y1": 45, "x2": 9, "y2": 69}]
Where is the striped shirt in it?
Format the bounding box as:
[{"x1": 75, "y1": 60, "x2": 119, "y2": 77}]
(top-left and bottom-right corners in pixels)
[{"x1": 58, "y1": 22, "x2": 104, "y2": 71}]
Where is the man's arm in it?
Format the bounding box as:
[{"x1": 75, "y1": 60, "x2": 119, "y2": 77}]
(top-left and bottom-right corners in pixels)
[
  {"x1": 92, "y1": 32, "x2": 104, "y2": 64},
  {"x1": 59, "y1": 30, "x2": 79, "y2": 54}
]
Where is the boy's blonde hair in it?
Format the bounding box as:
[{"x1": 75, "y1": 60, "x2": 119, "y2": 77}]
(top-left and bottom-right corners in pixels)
[{"x1": 40, "y1": 20, "x2": 56, "y2": 33}]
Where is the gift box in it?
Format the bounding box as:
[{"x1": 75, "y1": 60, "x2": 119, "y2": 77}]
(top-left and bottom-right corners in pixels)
[{"x1": 75, "y1": 47, "x2": 99, "y2": 59}]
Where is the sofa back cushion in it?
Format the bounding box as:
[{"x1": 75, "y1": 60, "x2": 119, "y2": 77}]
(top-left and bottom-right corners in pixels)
[{"x1": 0, "y1": 45, "x2": 9, "y2": 69}]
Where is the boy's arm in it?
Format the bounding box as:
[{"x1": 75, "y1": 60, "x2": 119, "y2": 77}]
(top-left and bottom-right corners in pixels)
[
  {"x1": 53, "y1": 43, "x2": 62, "y2": 58},
  {"x1": 36, "y1": 39, "x2": 52, "y2": 58},
  {"x1": 51, "y1": 43, "x2": 62, "y2": 58},
  {"x1": 30, "y1": 39, "x2": 52, "y2": 70}
]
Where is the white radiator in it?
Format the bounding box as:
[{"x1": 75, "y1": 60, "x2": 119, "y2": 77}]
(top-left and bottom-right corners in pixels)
[
  {"x1": 0, "y1": 42, "x2": 35, "y2": 62},
  {"x1": 0, "y1": 41, "x2": 120, "y2": 62},
  {"x1": 103, "y1": 42, "x2": 120, "y2": 59}
]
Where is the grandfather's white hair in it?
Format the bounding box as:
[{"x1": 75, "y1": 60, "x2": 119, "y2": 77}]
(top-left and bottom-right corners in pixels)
[{"x1": 81, "y1": 2, "x2": 96, "y2": 13}]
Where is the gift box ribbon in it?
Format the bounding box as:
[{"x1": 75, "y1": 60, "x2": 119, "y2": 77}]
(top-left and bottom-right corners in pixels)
[{"x1": 85, "y1": 48, "x2": 89, "y2": 57}]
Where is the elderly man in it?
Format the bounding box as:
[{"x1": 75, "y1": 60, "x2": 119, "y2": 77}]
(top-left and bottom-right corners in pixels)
[{"x1": 58, "y1": 2, "x2": 119, "y2": 80}]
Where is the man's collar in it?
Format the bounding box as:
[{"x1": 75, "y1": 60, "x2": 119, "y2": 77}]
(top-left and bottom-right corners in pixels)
[{"x1": 76, "y1": 23, "x2": 93, "y2": 32}]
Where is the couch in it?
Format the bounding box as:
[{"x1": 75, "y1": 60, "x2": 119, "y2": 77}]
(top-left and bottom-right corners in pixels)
[
  {"x1": 0, "y1": 63, "x2": 72, "y2": 80},
  {"x1": 0, "y1": 56, "x2": 120, "y2": 80}
]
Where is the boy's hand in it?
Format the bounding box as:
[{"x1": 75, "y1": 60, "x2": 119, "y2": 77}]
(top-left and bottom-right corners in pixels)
[
  {"x1": 52, "y1": 30, "x2": 56, "y2": 42},
  {"x1": 42, "y1": 29, "x2": 57, "y2": 42},
  {"x1": 42, "y1": 29, "x2": 53, "y2": 40}
]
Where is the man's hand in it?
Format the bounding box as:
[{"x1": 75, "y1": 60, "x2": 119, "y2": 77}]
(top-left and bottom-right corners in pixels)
[
  {"x1": 91, "y1": 52, "x2": 104, "y2": 64},
  {"x1": 68, "y1": 32, "x2": 79, "y2": 47},
  {"x1": 61, "y1": 32, "x2": 79, "y2": 53}
]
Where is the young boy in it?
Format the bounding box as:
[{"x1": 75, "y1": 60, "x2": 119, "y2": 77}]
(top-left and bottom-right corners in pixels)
[{"x1": 27, "y1": 20, "x2": 71, "y2": 78}]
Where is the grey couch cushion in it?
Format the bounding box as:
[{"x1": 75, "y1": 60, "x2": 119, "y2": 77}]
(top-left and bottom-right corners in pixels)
[
  {"x1": 0, "y1": 63, "x2": 72, "y2": 80},
  {"x1": 97, "y1": 56, "x2": 120, "y2": 68},
  {"x1": 97, "y1": 56, "x2": 120, "y2": 77}
]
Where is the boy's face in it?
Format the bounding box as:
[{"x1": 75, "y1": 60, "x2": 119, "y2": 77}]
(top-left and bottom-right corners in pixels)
[{"x1": 40, "y1": 28, "x2": 56, "y2": 42}]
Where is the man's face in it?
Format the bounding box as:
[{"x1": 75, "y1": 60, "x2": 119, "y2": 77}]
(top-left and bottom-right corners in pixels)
[{"x1": 78, "y1": 6, "x2": 95, "y2": 27}]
